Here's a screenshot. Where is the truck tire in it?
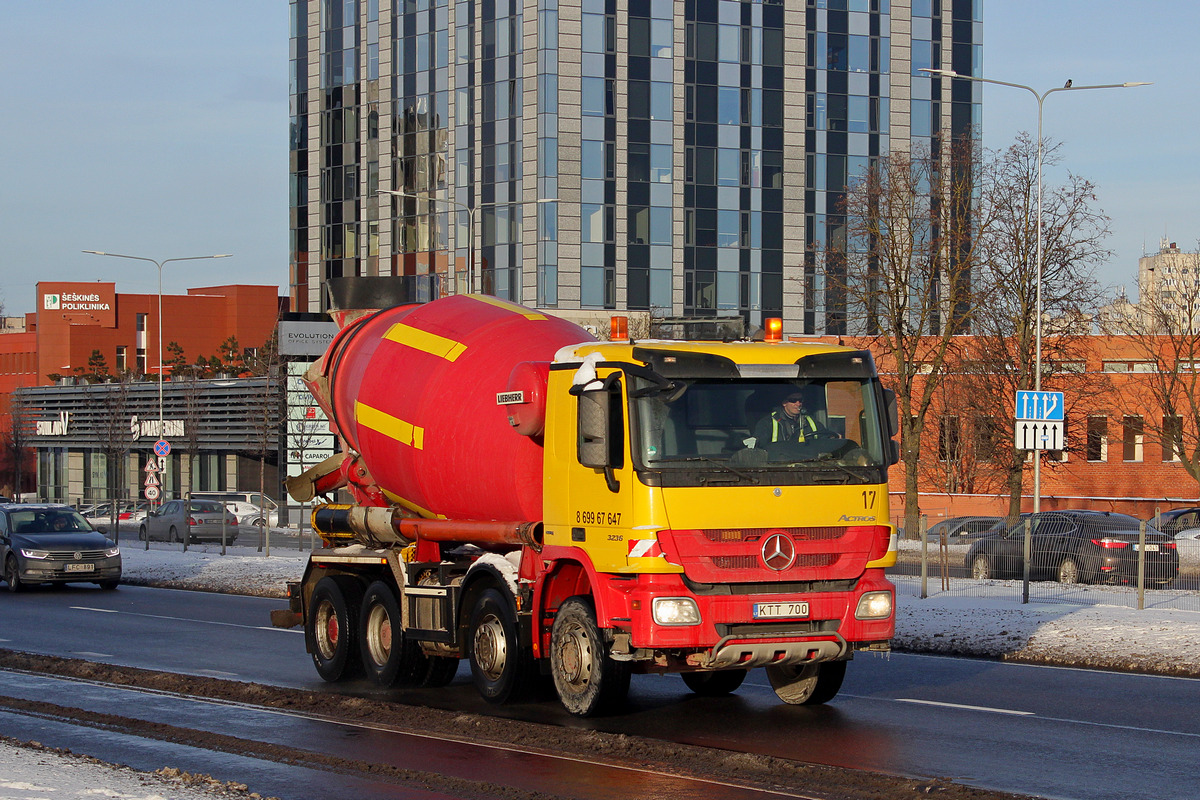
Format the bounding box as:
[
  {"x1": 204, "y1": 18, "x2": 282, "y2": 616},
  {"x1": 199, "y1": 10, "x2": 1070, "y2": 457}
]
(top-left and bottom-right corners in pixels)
[
  {"x1": 307, "y1": 576, "x2": 364, "y2": 682},
  {"x1": 467, "y1": 587, "x2": 533, "y2": 703},
  {"x1": 420, "y1": 656, "x2": 460, "y2": 687},
  {"x1": 359, "y1": 581, "x2": 424, "y2": 688},
  {"x1": 681, "y1": 669, "x2": 747, "y2": 696},
  {"x1": 549, "y1": 596, "x2": 630, "y2": 717},
  {"x1": 766, "y1": 660, "x2": 847, "y2": 705}
]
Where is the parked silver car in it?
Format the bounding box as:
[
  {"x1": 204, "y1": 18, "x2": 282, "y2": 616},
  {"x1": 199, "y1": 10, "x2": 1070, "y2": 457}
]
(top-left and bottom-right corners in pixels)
[
  {"x1": 190, "y1": 492, "x2": 279, "y2": 529},
  {"x1": 140, "y1": 499, "x2": 238, "y2": 544}
]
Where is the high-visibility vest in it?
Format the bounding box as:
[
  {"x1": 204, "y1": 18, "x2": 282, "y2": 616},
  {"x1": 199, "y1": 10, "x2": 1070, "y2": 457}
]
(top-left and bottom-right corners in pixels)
[{"x1": 772, "y1": 413, "x2": 817, "y2": 443}]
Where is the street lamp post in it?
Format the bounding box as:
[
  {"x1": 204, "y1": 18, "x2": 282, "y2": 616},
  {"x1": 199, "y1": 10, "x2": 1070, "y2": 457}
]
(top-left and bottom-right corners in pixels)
[
  {"x1": 379, "y1": 190, "x2": 557, "y2": 295},
  {"x1": 83, "y1": 250, "x2": 232, "y2": 501},
  {"x1": 918, "y1": 69, "x2": 1149, "y2": 514}
]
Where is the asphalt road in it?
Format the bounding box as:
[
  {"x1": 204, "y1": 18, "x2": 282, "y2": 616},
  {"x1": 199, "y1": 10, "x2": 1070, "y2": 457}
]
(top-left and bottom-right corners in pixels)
[{"x1": 2, "y1": 584, "x2": 1199, "y2": 799}]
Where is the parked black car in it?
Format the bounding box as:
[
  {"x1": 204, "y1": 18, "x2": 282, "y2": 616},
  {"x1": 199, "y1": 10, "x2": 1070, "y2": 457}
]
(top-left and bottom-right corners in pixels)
[
  {"x1": 926, "y1": 516, "x2": 1003, "y2": 542},
  {"x1": 0, "y1": 503, "x2": 121, "y2": 591},
  {"x1": 1147, "y1": 507, "x2": 1200, "y2": 537},
  {"x1": 965, "y1": 510, "x2": 1178, "y2": 587}
]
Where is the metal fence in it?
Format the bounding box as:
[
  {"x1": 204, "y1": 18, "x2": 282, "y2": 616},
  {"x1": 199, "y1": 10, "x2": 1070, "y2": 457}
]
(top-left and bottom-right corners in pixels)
[
  {"x1": 891, "y1": 511, "x2": 1200, "y2": 611},
  {"x1": 72, "y1": 496, "x2": 320, "y2": 555}
]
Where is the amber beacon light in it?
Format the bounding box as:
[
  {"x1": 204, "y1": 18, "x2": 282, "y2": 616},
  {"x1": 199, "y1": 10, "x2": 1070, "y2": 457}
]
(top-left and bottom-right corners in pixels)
[{"x1": 764, "y1": 317, "x2": 783, "y2": 342}]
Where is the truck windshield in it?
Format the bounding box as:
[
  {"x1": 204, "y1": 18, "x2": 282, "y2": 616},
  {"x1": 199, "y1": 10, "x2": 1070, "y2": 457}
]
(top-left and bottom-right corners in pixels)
[{"x1": 631, "y1": 375, "x2": 890, "y2": 485}]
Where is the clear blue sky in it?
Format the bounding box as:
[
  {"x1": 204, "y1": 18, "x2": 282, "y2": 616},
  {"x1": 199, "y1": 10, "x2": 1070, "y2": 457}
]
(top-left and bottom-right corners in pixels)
[{"x1": 0, "y1": 1, "x2": 1194, "y2": 315}]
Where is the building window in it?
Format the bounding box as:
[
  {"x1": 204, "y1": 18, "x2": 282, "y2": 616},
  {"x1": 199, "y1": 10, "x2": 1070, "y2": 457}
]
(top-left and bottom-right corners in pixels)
[
  {"x1": 938, "y1": 415, "x2": 960, "y2": 461},
  {"x1": 116, "y1": 346, "x2": 127, "y2": 372},
  {"x1": 973, "y1": 416, "x2": 1000, "y2": 462},
  {"x1": 1087, "y1": 416, "x2": 1107, "y2": 462},
  {"x1": 1163, "y1": 415, "x2": 1183, "y2": 462},
  {"x1": 1122, "y1": 415, "x2": 1144, "y2": 462},
  {"x1": 136, "y1": 313, "x2": 147, "y2": 333}
]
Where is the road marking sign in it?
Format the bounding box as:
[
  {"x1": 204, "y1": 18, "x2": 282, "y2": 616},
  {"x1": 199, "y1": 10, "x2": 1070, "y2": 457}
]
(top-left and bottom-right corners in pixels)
[
  {"x1": 1015, "y1": 390, "x2": 1066, "y2": 451},
  {"x1": 1016, "y1": 391, "x2": 1064, "y2": 421}
]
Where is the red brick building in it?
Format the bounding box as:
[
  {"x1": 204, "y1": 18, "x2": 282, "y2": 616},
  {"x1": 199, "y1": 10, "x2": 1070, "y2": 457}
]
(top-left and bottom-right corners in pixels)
[
  {"x1": 853, "y1": 334, "x2": 1200, "y2": 525},
  {"x1": 0, "y1": 282, "x2": 285, "y2": 494}
]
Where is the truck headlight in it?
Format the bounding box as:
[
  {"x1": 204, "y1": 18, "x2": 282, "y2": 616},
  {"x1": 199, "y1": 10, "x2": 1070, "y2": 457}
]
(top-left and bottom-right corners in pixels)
[
  {"x1": 652, "y1": 597, "x2": 701, "y2": 626},
  {"x1": 20, "y1": 549, "x2": 49, "y2": 560},
  {"x1": 105, "y1": 547, "x2": 120, "y2": 558},
  {"x1": 855, "y1": 591, "x2": 893, "y2": 620}
]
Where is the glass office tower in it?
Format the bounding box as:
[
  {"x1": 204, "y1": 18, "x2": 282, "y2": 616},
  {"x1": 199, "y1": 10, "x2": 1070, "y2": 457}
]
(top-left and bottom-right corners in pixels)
[{"x1": 290, "y1": 0, "x2": 981, "y2": 334}]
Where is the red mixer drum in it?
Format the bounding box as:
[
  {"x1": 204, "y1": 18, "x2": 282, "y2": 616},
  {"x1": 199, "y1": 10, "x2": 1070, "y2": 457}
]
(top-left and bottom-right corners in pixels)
[{"x1": 317, "y1": 294, "x2": 594, "y2": 522}]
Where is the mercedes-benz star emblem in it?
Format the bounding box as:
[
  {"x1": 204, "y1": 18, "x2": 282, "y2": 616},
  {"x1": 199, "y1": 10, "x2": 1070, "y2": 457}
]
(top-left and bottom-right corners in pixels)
[{"x1": 760, "y1": 532, "x2": 796, "y2": 571}]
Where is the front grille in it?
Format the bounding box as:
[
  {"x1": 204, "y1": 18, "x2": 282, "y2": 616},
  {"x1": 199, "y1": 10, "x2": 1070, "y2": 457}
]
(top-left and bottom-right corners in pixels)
[
  {"x1": 703, "y1": 526, "x2": 847, "y2": 543},
  {"x1": 716, "y1": 619, "x2": 841, "y2": 637},
  {"x1": 711, "y1": 553, "x2": 838, "y2": 570},
  {"x1": 44, "y1": 550, "x2": 109, "y2": 561}
]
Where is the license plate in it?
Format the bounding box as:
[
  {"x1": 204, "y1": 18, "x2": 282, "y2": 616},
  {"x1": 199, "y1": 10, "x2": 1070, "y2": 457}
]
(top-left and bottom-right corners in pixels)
[
  {"x1": 1135, "y1": 544, "x2": 1160, "y2": 552},
  {"x1": 64, "y1": 563, "x2": 95, "y2": 573},
  {"x1": 753, "y1": 601, "x2": 809, "y2": 619}
]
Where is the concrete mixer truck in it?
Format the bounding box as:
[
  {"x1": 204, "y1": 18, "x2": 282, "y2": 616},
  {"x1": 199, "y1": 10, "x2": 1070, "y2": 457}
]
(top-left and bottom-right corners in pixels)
[{"x1": 273, "y1": 292, "x2": 899, "y2": 716}]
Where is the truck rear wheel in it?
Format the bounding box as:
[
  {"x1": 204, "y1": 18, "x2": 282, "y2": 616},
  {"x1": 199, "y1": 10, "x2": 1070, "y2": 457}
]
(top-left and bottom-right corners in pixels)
[
  {"x1": 360, "y1": 580, "x2": 425, "y2": 688},
  {"x1": 468, "y1": 587, "x2": 533, "y2": 703},
  {"x1": 307, "y1": 576, "x2": 364, "y2": 682},
  {"x1": 549, "y1": 596, "x2": 630, "y2": 717},
  {"x1": 421, "y1": 656, "x2": 460, "y2": 687},
  {"x1": 766, "y1": 660, "x2": 846, "y2": 705}
]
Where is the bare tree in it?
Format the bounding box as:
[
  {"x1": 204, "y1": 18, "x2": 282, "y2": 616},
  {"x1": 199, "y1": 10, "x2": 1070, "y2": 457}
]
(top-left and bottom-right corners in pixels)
[
  {"x1": 244, "y1": 327, "x2": 282, "y2": 553},
  {"x1": 1111, "y1": 246, "x2": 1200, "y2": 490},
  {"x1": 96, "y1": 373, "x2": 137, "y2": 539},
  {"x1": 831, "y1": 137, "x2": 984, "y2": 538},
  {"x1": 2, "y1": 391, "x2": 33, "y2": 499},
  {"x1": 945, "y1": 134, "x2": 1113, "y2": 517}
]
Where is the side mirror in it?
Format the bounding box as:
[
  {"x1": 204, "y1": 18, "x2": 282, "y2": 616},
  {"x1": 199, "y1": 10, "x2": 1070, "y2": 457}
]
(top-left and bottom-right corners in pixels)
[
  {"x1": 576, "y1": 374, "x2": 624, "y2": 492},
  {"x1": 882, "y1": 388, "x2": 899, "y2": 437},
  {"x1": 578, "y1": 390, "x2": 611, "y2": 469}
]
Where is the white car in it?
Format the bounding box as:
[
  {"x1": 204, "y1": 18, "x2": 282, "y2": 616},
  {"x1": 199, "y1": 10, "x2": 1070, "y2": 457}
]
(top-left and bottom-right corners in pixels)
[
  {"x1": 191, "y1": 492, "x2": 279, "y2": 529},
  {"x1": 1173, "y1": 528, "x2": 1200, "y2": 563}
]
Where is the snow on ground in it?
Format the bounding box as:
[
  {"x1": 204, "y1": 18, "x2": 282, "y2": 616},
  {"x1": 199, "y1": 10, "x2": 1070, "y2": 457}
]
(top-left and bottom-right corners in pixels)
[
  {"x1": 0, "y1": 737, "x2": 270, "y2": 800},
  {"x1": 7, "y1": 534, "x2": 1200, "y2": 798}
]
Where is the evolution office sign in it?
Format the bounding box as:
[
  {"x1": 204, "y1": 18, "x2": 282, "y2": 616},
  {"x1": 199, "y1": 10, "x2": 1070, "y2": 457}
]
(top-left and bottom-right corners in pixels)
[{"x1": 38, "y1": 282, "x2": 117, "y2": 327}]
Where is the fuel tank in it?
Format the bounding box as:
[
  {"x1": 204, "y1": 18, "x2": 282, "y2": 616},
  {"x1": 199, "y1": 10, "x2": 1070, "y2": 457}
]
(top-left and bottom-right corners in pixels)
[{"x1": 311, "y1": 294, "x2": 594, "y2": 521}]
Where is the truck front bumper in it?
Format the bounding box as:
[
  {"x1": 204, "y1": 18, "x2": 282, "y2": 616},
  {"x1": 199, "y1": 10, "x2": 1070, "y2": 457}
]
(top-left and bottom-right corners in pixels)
[{"x1": 601, "y1": 570, "x2": 894, "y2": 668}]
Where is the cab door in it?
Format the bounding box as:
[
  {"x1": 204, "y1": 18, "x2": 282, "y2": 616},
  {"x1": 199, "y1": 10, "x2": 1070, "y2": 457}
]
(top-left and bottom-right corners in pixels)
[{"x1": 542, "y1": 369, "x2": 635, "y2": 573}]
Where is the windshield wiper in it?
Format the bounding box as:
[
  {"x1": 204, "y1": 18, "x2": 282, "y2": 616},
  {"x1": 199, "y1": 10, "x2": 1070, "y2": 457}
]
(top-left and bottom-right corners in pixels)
[{"x1": 671, "y1": 456, "x2": 760, "y2": 484}]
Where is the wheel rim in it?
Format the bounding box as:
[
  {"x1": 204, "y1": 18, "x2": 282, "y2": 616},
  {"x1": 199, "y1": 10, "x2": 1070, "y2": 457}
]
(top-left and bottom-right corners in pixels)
[
  {"x1": 556, "y1": 622, "x2": 593, "y2": 689},
  {"x1": 472, "y1": 612, "x2": 508, "y2": 682},
  {"x1": 314, "y1": 599, "x2": 338, "y2": 659},
  {"x1": 973, "y1": 557, "x2": 988, "y2": 579},
  {"x1": 1060, "y1": 560, "x2": 1078, "y2": 583},
  {"x1": 364, "y1": 603, "x2": 392, "y2": 667},
  {"x1": 5, "y1": 558, "x2": 16, "y2": 588}
]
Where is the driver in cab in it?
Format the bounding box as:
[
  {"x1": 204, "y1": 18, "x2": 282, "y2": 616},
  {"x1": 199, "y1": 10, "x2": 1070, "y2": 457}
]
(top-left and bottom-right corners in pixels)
[{"x1": 752, "y1": 391, "x2": 839, "y2": 446}]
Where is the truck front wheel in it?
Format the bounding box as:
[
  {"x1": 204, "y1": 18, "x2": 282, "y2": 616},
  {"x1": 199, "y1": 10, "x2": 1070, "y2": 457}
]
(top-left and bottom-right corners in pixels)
[
  {"x1": 307, "y1": 576, "x2": 364, "y2": 682},
  {"x1": 766, "y1": 660, "x2": 847, "y2": 705},
  {"x1": 549, "y1": 596, "x2": 630, "y2": 717},
  {"x1": 468, "y1": 587, "x2": 532, "y2": 703}
]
